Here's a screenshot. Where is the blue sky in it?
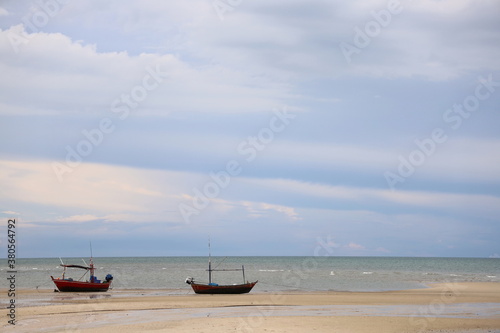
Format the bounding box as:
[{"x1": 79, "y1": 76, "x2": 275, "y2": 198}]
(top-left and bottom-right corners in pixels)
[{"x1": 1, "y1": 0, "x2": 499, "y2": 258}]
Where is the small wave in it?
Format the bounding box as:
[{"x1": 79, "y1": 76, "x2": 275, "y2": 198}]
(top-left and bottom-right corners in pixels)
[
  {"x1": 330, "y1": 271, "x2": 335, "y2": 276},
  {"x1": 362, "y1": 272, "x2": 373, "y2": 275},
  {"x1": 32, "y1": 267, "x2": 38, "y2": 270},
  {"x1": 487, "y1": 275, "x2": 496, "y2": 278},
  {"x1": 259, "y1": 269, "x2": 285, "y2": 272}
]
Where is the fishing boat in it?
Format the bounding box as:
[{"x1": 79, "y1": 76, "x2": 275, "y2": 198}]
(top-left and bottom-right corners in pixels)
[
  {"x1": 185, "y1": 241, "x2": 257, "y2": 294},
  {"x1": 51, "y1": 256, "x2": 113, "y2": 292}
]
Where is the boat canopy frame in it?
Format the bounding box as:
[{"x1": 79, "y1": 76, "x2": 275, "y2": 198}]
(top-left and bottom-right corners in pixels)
[
  {"x1": 58, "y1": 257, "x2": 97, "y2": 282},
  {"x1": 60, "y1": 264, "x2": 90, "y2": 270},
  {"x1": 206, "y1": 265, "x2": 248, "y2": 284}
]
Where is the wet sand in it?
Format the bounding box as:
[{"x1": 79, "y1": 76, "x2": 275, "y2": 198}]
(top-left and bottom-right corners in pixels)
[{"x1": 1, "y1": 282, "x2": 499, "y2": 332}]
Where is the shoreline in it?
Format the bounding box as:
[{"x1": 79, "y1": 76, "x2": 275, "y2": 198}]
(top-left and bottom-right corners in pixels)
[{"x1": 2, "y1": 282, "x2": 500, "y2": 332}]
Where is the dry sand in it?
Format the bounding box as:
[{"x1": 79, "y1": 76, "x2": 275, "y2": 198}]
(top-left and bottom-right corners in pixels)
[{"x1": 1, "y1": 282, "x2": 499, "y2": 332}]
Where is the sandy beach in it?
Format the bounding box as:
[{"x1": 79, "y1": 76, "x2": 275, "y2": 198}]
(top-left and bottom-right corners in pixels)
[{"x1": 2, "y1": 282, "x2": 500, "y2": 332}]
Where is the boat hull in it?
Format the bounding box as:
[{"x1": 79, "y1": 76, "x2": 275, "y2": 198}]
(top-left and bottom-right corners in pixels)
[
  {"x1": 51, "y1": 277, "x2": 111, "y2": 292},
  {"x1": 190, "y1": 281, "x2": 257, "y2": 294}
]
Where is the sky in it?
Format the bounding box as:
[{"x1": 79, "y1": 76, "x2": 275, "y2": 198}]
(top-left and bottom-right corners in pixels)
[{"x1": 0, "y1": 0, "x2": 499, "y2": 258}]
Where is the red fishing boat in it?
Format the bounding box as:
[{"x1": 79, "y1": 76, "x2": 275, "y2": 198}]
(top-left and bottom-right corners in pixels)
[
  {"x1": 186, "y1": 277, "x2": 257, "y2": 294},
  {"x1": 51, "y1": 256, "x2": 113, "y2": 292},
  {"x1": 185, "y1": 240, "x2": 257, "y2": 294}
]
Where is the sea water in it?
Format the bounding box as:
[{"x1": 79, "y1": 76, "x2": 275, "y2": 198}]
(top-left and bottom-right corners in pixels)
[{"x1": 1, "y1": 256, "x2": 499, "y2": 292}]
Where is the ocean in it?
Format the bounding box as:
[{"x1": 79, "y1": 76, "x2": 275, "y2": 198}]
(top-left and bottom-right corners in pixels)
[{"x1": 2, "y1": 256, "x2": 499, "y2": 292}]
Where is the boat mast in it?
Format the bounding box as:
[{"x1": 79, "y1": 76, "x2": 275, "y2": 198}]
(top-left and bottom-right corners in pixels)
[
  {"x1": 208, "y1": 237, "x2": 212, "y2": 284},
  {"x1": 89, "y1": 241, "x2": 95, "y2": 281}
]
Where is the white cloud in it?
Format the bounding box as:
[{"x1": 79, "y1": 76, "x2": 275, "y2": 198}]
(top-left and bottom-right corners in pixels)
[
  {"x1": 3, "y1": 0, "x2": 498, "y2": 96},
  {"x1": 57, "y1": 214, "x2": 100, "y2": 223},
  {"x1": 2, "y1": 210, "x2": 20, "y2": 215},
  {"x1": 186, "y1": 0, "x2": 500, "y2": 81},
  {"x1": 0, "y1": 159, "x2": 187, "y2": 223},
  {"x1": 0, "y1": 24, "x2": 289, "y2": 116},
  {"x1": 415, "y1": 138, "x2": 500, "y2": 183},
  {"x1": 243, "y1": 177, "x2": 500, "y2": 219},
  {"x1": 240, "y1": 201, "x2": 301, "y2": 221},
  {"x1": 255, "y1": 137, "x2": 500, "y2": 185},
  {"x1": 376, "y1": 247, "x2": 391, "y2": 253},
  {"x1": 265, "y1": 141, "x2": 395, "y2": 172},
  {"x1": 347, "y1": 242, "x2": 365, "y2": 250},
  {"x1": 410, "y1": 0, "x2": 478, "y2": 14}
]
